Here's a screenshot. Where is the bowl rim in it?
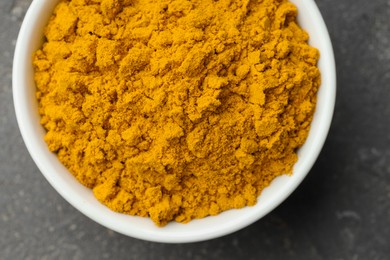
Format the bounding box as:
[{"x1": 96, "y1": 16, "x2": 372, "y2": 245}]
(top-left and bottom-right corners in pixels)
[{"x1": 13, "y1": 0, "x2": 336, "y2": 243}]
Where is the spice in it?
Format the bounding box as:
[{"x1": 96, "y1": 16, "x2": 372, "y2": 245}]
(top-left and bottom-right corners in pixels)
[{"x1": 33, "y1": 0, "x2": 320, "y2": 226}]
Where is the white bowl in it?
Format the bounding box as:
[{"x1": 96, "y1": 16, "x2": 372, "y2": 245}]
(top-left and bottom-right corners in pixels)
[{"x1": 13, "y1": 0, "x2": 336, "y2": 243}]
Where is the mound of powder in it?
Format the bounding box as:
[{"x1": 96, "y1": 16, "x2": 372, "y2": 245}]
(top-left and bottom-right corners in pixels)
[{"x1": 33, "y1": 0, "x2": 320, "y2": 226}]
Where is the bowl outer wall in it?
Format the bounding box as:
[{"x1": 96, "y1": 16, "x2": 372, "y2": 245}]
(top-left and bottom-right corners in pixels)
[{"x1": 13, "y1": 0, "x2": 336, "y2": 243}]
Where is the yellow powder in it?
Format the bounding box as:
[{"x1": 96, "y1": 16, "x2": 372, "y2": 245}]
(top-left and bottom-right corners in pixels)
[{"x1": 33, "y1": 0, "x2": 320, "y2": 226}]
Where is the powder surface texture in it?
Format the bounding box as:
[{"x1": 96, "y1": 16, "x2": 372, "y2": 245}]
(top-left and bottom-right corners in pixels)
[{"x1": 34, "y1": 0, "x2": 320, "y2": 226}]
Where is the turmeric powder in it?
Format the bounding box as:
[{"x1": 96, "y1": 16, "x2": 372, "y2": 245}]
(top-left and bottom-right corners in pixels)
[{"x1": 33, "y1": 0, "x2": 320, "y2": 226}]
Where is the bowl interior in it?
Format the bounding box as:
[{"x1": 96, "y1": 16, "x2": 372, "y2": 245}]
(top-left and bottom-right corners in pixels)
[{"x1": 13, "y1": 0, "x2": 335, "y2": 243}]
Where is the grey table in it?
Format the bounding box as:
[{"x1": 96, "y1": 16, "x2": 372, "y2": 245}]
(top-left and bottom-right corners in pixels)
[{"x1": 1, "y1": 0, "x2": 390, "y2": 259}]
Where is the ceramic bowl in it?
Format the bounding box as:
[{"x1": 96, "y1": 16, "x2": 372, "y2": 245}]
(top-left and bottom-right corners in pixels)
[{"x1": 13, "y1": 0, "x2": 336, "y2": 243}]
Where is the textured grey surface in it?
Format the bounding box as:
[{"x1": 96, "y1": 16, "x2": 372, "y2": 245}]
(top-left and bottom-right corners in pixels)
[{"x1": 1, "y1": 0, "x2": 390, "y2": 259}]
